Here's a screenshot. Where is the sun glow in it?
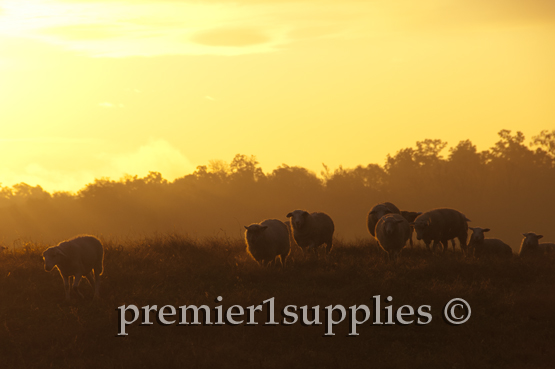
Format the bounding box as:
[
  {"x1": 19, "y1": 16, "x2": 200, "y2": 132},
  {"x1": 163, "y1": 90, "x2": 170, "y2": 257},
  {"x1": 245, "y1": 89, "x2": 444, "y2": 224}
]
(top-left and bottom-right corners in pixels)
[{"x1": 0, "y1": 0, "x2": 554, "y2": 193}]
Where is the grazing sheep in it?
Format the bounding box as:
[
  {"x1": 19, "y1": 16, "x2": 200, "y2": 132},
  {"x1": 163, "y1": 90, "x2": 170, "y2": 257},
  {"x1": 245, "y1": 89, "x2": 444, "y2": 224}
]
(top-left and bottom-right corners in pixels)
[
  {"x1": 468, "y1": 227, "x2": 512, "y2": 259},
  {"x1": 375, "y1": 213, "x2": 411, "y2": 261},
  {"x1": 244, "y1": 219, "x2": 290, "y2": 267},
  {"x1": 519, "y1": 233, "x2": 555, "y2": 258},
  {"x1": 42, "y1": 235, "x2": 104, "y2": 301},
  {"x1": 412, "y1": 208, "x2": 470, "y2": 254},
  {"x1": 367, "y1": 202, "x2": 401, "y2": 238},
  {"x1": 286, "y1": 210, "x2": 335, "y2": 255}
]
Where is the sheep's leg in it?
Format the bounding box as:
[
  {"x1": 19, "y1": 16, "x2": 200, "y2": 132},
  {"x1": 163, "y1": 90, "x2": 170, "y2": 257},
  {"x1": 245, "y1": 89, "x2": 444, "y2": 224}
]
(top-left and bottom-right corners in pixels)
[
  {"x1": 441, "y1": 239, "x2": 449, "y2": 253},
  {"x1": 279, "y1": 255, "x2": 286, "y2": 268},
  {"x1": 73, "y1": 274, "x2": 84, "y2": 299},
  {"x1": 86, "y1": 271, "x2": 95, "y2": 289},
  {"x1": 86, "y1": 271, "x2": 97, "y2": 298},
  {"x1": 325, "y1": 239, "x2": 333, "y2": 255},
  {"x1": 61, "y1": 274, "x2": 71, "y2": 301},
  {"x1": 423, "y1": 239, "x2": 432, "y2": 252},
  {"x1": 458, "y1": 233, "x2": 468, "y2": 256}
]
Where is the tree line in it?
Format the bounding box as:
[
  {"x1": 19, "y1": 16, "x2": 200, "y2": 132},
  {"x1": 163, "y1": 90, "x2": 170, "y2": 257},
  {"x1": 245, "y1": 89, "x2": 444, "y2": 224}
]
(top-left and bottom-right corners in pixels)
[{"x1": 1, "y1": 129, "x2": 554, "y2": 250}]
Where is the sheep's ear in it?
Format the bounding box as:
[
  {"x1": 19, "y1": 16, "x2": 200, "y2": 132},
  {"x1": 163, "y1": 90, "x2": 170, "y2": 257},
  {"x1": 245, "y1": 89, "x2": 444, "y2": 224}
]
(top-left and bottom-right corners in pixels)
[
  {"x1": 260, "y1": 226, "x2": 268, "y2": 231},
  {"x1": 369, "y1": 210, "x2": 376, "y2": 215},
  {"x1": 522, "y1": 233, "x2": 528, "y2": 237},
  {"x1": 483, "y1": 228, "x2": 490, "y2": 233},
  {"x1": 469, "y1": 227, "x2": 474, "y2": 231},
  {"x1": 244, "y1": 226, "x2": 249, "y2": 230},
  {"x1": 286, "y1": 212, "x2": 293, "y2": 218},
  {"x1": 302, "y1": 211, "x2": 309, "y2": 217},
  {"x1": 537, "y1": 234, "x2": 544, "y2": 239}
]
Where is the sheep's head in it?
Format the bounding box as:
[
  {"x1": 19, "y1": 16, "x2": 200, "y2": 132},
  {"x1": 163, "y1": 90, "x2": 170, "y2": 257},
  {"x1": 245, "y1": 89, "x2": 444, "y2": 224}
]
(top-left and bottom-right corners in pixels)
[
  {"x1": 522, "y1": 232, "x2": 543, "y2": 248},
  {"x1": 469, "y1": 227, "x2": 490, "y2": 245},
  {"x1": 286, "y1": 210, "x2": 309, "y2": 230},
  {"x1": 412, "y1": 216, "x2": 430, "y2": 241},
  {"x1": 42, "y1": 247, "x2": 66, "y2": 272},
  {"x1": 382, "y1": 215, "x2": 405, "y2": 236},
  {"x1": 244, "y1": 224, "x2": 268, "y2": 243}
]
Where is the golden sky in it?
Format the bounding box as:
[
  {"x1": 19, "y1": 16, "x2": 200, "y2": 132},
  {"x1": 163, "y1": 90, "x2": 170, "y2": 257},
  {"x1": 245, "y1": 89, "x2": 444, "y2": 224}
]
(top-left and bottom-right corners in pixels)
[{"x1": 1, "y1": 0, "x2": 554, "y2": 192}]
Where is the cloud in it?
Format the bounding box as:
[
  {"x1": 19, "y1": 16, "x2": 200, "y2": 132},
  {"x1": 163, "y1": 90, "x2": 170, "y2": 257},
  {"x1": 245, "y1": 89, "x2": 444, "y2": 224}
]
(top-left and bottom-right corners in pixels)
[{"x1": 191, "y1": 27, "x2": 271, "y2": 47}]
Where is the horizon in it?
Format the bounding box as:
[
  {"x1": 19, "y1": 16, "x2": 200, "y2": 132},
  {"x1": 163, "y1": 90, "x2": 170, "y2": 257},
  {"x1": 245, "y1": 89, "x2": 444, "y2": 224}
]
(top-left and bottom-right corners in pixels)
[{"x1": 0, "y1": 128, "x2": 551, "y2": 194}]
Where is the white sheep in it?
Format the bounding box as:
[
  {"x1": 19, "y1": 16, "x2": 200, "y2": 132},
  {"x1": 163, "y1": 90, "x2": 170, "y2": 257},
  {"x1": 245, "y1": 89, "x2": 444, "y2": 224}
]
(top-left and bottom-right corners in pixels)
[
  {"x1": 244, "y1": 219, "x2": 290, "y2": 267},
  {"x1": 286, "y1": 210, "x2": 335, "y2": 255},
  {"x1": 42, "y1": 235, "x2": 104, "y2": 301},
  {"x1": 375, "y1": 213, "x2": 411, "y2": 261},
  {"x1": 519, "y1": 232, "x2": 555, "y2": 259},
  {"x1": 467, "y1": 227, "x2": 512, "y2": 259}
]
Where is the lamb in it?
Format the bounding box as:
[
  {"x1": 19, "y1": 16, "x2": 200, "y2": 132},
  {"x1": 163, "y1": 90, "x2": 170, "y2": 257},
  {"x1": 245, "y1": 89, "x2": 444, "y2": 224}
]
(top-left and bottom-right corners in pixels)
[
  {"x1": 519, "y1": 232, "x2": 555, "y2": 259},
  {"x1": 375, "y1": 213, "x2": 411, "y2": 261},
  {"x1": 42, "y1": 235, "x2": 104, "y2": 301},
  {"x1": 286, "y1": 210, "x2": 335, "y2": 254},
  {"x1": 467, "y1": 227, "x2": 512, "y2": 259},
  {"x1": 367, "y1": 202, "x2": 401, "y2": 238},
  {"x1": 412, "y1": 208, "x2": 470, "y2": 254},
  {"x1": 244, "y1": 219, "x2": 290, "y2": 267}
]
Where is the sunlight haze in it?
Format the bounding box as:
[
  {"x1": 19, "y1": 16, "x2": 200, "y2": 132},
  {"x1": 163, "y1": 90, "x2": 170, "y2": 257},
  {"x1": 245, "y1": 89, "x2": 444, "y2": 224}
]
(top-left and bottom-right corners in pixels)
[{"x1": 1, "y1": 0, "x2": 554, "y2": 192}]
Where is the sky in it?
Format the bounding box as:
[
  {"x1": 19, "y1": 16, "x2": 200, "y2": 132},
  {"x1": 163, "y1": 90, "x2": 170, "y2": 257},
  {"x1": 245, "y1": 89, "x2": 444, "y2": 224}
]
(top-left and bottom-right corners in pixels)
[{"x1": 1, "y1": 0, "x2": 554, "y2": 193}]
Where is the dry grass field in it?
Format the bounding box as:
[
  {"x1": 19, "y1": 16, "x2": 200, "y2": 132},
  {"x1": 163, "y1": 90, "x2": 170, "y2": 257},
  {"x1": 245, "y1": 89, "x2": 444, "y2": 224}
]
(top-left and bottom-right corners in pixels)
[{"x1": 1, "y1": 234, "x2": 554, "y2": 369}]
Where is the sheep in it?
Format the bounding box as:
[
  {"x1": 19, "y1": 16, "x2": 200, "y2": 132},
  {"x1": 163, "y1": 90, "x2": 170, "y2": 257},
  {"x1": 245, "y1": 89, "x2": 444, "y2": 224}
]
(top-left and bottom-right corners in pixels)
[
  {"x1": 467, "y1": 227, "x2": 512, "y2": 259},
  {"x1": 519, "y1": 232, "x2": 555, "y2": 259},
  {"x1": 244, "y1": 219, "x2": 290, "y2": 267},
  {"x1": 375, "y1": 213, "x2": 411, "y2": 261},
  {"x1": 286, "y1": 210, "x2": 335, "y2": 255},
  {"x1": 367, "y1": 202, "x2": 401, "y2": 238},
  {"x1": 42, "y1": 235, "x2": 104, "y2": 301},
  {"x1": 412, "y1": 208, "x2": 470, "y2": 254}
]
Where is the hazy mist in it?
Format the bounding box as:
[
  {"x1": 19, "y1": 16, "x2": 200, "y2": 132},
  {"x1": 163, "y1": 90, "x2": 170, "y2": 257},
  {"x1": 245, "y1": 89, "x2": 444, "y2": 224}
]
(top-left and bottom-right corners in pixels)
[{"x1": 1, "y1": 129, "x2": 553, "y2": 252}]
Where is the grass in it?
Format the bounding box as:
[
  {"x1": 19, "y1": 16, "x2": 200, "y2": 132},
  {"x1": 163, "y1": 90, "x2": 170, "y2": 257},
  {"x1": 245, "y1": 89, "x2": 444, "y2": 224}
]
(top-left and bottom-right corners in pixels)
[{"x1": 1, "y1": 234, "x2": 554, "y2": 369}]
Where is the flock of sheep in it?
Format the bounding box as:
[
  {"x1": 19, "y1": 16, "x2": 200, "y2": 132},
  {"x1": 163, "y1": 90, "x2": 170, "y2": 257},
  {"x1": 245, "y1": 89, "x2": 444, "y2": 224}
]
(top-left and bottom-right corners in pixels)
[
  {"x1": 39, "y1": 202, "x2": 553, "y2": 301},
  {"x1": 244, "y1": 202, "x2": 555, "y2": 266}
]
